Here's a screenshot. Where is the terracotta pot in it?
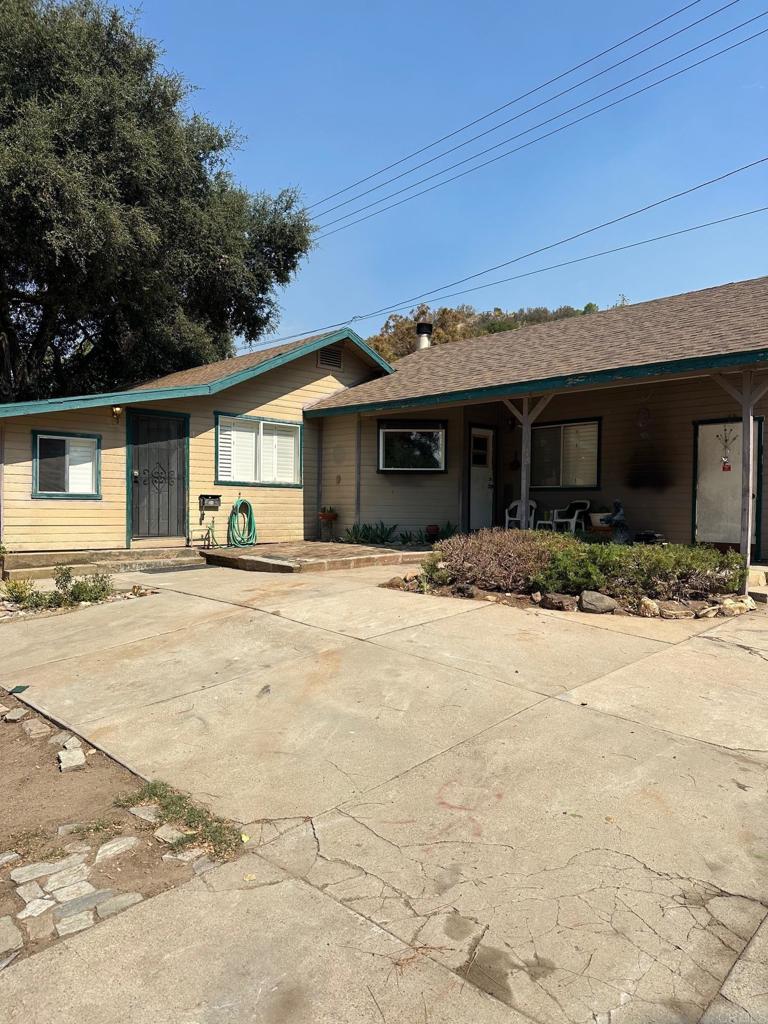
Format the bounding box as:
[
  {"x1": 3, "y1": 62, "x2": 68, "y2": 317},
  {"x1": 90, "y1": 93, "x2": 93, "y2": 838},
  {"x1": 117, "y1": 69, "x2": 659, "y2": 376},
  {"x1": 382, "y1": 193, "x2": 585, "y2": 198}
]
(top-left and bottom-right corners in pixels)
[{"x1": 318, "y1": 512, "x2": 338, "y2": 521}]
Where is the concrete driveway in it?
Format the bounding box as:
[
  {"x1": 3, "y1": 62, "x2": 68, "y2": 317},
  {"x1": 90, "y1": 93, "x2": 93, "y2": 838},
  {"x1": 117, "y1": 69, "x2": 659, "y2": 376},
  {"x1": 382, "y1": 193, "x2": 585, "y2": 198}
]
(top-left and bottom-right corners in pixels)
[{"x1": 2, "y1": 564, "x2": 767, "y2": 1023}]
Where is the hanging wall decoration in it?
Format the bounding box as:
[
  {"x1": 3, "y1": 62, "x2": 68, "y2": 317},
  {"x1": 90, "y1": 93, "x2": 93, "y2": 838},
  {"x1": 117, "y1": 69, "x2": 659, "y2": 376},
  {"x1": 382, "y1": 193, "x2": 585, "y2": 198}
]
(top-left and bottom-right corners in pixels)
[{"x1": 715, "y1": 424, "x2": 737, "y2": 472}]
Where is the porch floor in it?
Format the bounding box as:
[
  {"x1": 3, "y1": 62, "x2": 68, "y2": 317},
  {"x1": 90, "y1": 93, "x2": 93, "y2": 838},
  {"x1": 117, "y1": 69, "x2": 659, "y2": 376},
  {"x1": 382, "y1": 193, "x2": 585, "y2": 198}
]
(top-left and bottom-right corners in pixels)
[{"x1": 201, "y1": 540, "x2": 429, "y2": 574}]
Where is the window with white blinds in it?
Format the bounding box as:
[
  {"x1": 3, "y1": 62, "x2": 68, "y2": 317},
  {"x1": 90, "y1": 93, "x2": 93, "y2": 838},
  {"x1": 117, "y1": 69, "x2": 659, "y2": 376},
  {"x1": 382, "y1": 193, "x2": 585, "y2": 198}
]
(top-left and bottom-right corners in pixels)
[
  {"x1": 34, "y1": 433, "x2": 99, "y2": 497},
  {"x1": 216, "y1": 416, "x2": 301, "y2": 485},
  {"x1": 531, "y1": 420, "x2": 599, "y2": 488}
]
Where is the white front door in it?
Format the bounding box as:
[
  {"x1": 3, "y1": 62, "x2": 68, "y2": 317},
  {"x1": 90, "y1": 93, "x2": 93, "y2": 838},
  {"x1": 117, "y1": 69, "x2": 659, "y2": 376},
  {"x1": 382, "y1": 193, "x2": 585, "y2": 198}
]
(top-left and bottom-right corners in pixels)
[
  {"x1": 695, "y1": 420, "x2": 759, "y2": 545},
  {"x1": 469, "y1": 427, "x2": 494, "y2": 530}
]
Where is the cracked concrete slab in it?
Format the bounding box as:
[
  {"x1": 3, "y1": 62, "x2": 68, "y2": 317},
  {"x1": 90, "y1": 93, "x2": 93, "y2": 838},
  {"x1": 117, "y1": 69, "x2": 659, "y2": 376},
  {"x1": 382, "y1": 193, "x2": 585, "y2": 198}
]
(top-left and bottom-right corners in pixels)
[
  {"x1": 373, "y1": 603, "x2": 667, "y2": 695},
  {"x1": 701, "y1": 912, "x2": 768, "y2": 1022},
  {"x1": 536, "y1": 605, "x2": 721, "y2": 643},
  {"x1": 10, "y1": 605, "x2": 352, "y2": 727},
  {"x1": 2, "y1": 864, "x2": 524, "y2": 1024},
  {"x1": 558, "y1": 622, "x2": 768, "y2": 756},
  {"x1": 253, "y1": 700, "x2": 768, "y2": 1023},
  {"x1": 254, "y1": 585, "x2": 482, "y2": 638},
  {"x1": 66, "y1": 640, "x2": 539, "y2": 821},
  {"x1": 0, "y1": 589, "x2": 230, "y2": 677}
]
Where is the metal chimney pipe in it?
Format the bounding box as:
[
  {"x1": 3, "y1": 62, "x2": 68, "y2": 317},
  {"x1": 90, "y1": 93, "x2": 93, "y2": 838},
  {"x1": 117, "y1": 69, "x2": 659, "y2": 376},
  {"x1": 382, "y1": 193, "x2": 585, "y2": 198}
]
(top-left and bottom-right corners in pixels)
[{"x1": 415, "y1": 321, "x2": 433, "y2": 350}]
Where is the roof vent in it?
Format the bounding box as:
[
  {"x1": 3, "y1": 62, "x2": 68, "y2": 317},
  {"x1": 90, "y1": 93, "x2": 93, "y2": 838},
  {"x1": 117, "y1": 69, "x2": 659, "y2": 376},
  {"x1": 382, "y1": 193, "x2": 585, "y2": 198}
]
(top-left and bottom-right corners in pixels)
[
  {"x1": 318, "y1": 344, "x2": 343, "y2": 370},
  {"x1": 415, "y1": 322, "x2": 433, "y2": 350}
]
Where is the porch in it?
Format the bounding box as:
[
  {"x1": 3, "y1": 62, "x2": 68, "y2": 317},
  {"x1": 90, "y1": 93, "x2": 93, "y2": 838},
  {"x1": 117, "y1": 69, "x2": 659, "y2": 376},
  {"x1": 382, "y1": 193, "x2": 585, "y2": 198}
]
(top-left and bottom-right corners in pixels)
[{"x1": 319, "y1": 368, "x2": 768, "y2": 570}]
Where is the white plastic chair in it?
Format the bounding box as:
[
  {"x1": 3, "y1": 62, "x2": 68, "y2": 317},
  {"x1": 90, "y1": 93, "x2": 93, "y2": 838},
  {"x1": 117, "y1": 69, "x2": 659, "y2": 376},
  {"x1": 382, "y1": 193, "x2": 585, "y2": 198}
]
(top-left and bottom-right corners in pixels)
[
  {"x1": 505, "y1": 499, "x2": 537, "y2": 529},
  {"x1": 549, "y1": 499, "x2": 591, "y2": 533}
]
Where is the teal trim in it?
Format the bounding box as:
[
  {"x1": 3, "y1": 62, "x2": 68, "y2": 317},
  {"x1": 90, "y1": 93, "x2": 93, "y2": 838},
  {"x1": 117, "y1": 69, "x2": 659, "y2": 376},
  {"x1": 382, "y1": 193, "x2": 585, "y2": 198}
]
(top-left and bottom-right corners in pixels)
[
  {"x1": 305, "y1": 347, "x2": 768, "y2": 418},
  {"x1": 0, "y1": 329, "x2": 393, "y2": 421},
  {"x1": 691, "y1": 416, "x2": 764, "y2": 559},
  {"x1": 213, "y1": 410, "x2": 303, "y2": 489},
  {"x1": 126, "y1": 408, "x2": 190, "y2": 546},
  {"x1": 31, "y1": 429, "x2": 102, "y2": 500}
]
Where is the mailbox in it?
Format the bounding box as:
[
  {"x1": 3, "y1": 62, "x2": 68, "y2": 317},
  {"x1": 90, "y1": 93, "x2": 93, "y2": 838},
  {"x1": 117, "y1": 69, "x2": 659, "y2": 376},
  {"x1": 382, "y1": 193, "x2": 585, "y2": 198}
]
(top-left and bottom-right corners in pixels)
[{"x1": 198, "y1": 494, "x2": 222, "y2": 511}]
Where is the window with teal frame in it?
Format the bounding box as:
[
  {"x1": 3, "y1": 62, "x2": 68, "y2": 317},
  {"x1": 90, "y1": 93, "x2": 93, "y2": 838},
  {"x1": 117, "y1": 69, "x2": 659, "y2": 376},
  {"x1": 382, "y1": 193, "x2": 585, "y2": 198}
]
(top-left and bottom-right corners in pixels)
[{"x1": 32, "y1": 431, "x2": 101, "y2": 499}]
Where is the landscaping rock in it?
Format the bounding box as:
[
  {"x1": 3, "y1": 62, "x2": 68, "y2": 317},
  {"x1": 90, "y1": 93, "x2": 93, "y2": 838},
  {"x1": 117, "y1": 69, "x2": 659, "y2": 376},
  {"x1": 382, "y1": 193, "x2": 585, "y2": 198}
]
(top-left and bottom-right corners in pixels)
[
  {"x1": 55, "y1": 911, "x2": 94, "y2": 937},
  {"x1": 739, "y1": 595, "x2": 757, "y2": 611},
  {"x1": 10, "y1": 853, "x2": 86, "y2": 884},
  {"x1": 21, "y1": 718, "x2": 51, "y2": 739},
  {"x1": 63, "y1": 736, "x2": 82, "y2": 750},
  {"x1": 658, "y1": 602, "x2": 695, "y2": 620},
  {"x1": 94, "y1": 836, "x2": 139, "y2": 863},
  {"x1": 63, "y1": 842, "x2": 91, "y2": 855},
  {"x1": 15, "y1": 881, "x2": 44, "y2": 903},
  {"x1": 579, "y1": 591, "x2": 617, "y2": 614},
  {"x1": 0, "y1": 917, "x2": 23, "y2": 956},
  {"x1": 52, "y1": 881, "x2": 96, "y2": 904},
  {"x1": 638, "y1": 597, "x2": 660, "y2": 617},
  {"x1": 48, "y1": 731, "x2": 72, "y2": 747},
  {"x1": 22, "y1": 912, "x2": 55, "y2": 942},
  {"x1": 3, "y1": 708, "x2": 28, "y2": 723},
  {"x1": 0, "y1": 704, "x2": 9, "y2": 715},
  {"x1": 53, "y1": 889, "x2": 113, "y2": 920},
  {"x1": 0, "y1": 852, "x2": 20, "y2": 869},
  {"x1": 540, "y1": 592, "x2": 577, "y2": 612},
  {"x1": 718, "y1": 599, "x2": 748, "y2": 617},
  {"x1": 530, "y1": 591, "x2": 542, "y2": 604},
  {"x1": 17, "y1": 898, "x2": 55, "y2": 920},
  {"x1": 57, "y1": 823, "x2": 82, "y2": 836},
  {"x1": 153, "y1": 824, "x2": 187, "y2": 844},
  {"x1": 58, "y1": 747, "x2": 86, "y2": 772},
  {"x1": 96, "y1": 893, "x2": 143, "y2": 919},
  {"x1": 129, "y1": 804, "x2": 161, "y2": 824},
  {"x1": 163, "y1": 846, "x2": 205, "y2": 863},
  {"x1": 695, "y1": 605, "x2": 719, "y2": 619},
  {"x1": 43, "y1": 863, "x2": 89, "y2": 892}
]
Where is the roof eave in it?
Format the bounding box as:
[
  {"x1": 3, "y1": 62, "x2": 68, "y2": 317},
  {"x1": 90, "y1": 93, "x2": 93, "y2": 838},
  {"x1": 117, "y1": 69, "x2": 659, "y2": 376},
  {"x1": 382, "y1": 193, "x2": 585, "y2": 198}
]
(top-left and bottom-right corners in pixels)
[
  {"x1": 304, "y1": 347, "x2": 768, "y2": 418},
  {"x1": 0, "y1": 328, "x2": 394, "y2": 420}
]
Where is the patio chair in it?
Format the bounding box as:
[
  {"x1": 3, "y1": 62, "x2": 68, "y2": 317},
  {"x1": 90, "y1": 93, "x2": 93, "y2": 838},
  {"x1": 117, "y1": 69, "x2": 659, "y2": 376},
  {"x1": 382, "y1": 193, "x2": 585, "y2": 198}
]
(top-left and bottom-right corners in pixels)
[
  {"x1": 505, "y1": 498, "x2": 537, "y2": 529},
  {"x1": 546, "y1": 499, "x2": 591, "y2": 533}
]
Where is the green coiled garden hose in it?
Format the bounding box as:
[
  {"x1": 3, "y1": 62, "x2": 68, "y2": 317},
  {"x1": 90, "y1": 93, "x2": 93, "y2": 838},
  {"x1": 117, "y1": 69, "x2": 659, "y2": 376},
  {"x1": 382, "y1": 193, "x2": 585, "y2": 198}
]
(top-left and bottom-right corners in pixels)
[{"x1": 227, "y1": 497, "x2": 257, "y2": 547}]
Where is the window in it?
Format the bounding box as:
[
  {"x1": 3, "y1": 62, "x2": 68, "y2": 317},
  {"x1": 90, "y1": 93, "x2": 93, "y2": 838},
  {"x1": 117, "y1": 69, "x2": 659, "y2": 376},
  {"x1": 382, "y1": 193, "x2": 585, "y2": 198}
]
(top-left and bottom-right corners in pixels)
[
  {"x1": 33, "y1": 432, "x2": 100, "y2": 498},
  {"x1": 531, "y1": 420, "x2": 599, "y2": 488},
  {"x1": 378, "y1": 422, "x2": 446, "y2": 472},
  {"x1": 216, "y1": 415, "x2": 301, "y2": 486},
  {"x1": 317, "y1": 345, "x2": 343, "y2": 371}
]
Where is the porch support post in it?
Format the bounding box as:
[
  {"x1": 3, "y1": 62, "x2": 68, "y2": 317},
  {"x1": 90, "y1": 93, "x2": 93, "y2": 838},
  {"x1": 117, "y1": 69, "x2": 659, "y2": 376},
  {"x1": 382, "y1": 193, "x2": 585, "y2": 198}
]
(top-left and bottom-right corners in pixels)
[
  {"x1": 740, "y1": 371, "x2": 754, "y2": 563},
  {"x1": 503, "y1": 394, "x2": 553, "y2": 529},
  {"x1": 520, "y1": 398, "x2": 531, "y2": 529}
]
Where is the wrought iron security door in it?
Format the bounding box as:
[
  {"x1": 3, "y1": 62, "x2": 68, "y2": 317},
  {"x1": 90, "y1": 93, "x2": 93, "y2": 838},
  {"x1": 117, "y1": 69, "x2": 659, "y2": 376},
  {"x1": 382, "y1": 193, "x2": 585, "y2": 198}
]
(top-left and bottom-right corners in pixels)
[{"x1": 129, "y1": 412, "x2": 187, "y2": 538}]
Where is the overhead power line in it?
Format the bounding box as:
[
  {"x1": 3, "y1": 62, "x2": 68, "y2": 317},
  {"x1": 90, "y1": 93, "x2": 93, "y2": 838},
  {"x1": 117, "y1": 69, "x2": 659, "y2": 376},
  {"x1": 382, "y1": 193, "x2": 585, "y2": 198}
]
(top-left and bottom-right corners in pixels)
[
  {"x1": 315, "y1": 0, "x2": 744, "y2": 220},
  {"x1": 308, "y1": 0, "x2": 708, "y2": 210},
  {"x1": 258, "y1": 155, "x2": 768, "y2": 344},
  {"x1": 316, "y1": 22, "x2": 768, "y2": 239}
]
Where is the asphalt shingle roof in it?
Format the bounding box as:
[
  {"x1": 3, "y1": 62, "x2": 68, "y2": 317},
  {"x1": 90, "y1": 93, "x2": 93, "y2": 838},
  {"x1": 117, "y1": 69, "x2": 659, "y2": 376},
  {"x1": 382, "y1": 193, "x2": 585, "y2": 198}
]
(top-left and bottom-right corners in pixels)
[{"x1": 307, "y1": 277, "x2": 768, "y2": 415}]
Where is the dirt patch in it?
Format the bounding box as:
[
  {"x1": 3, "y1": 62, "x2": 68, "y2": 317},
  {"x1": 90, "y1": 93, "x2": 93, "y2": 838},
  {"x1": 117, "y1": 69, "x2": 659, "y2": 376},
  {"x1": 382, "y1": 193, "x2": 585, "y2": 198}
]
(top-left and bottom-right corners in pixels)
[{"x1": 0, "y1": 693, "x2": 241, "y2": 967}]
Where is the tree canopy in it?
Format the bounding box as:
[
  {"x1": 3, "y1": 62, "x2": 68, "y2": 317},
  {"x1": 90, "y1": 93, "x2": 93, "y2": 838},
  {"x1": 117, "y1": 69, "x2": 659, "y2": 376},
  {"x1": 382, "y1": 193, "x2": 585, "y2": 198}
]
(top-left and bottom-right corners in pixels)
[
  {"x1": 366, "y1": 301, "x2": 600, "y2": 361},
  {"x1": 0, "y1": 0, "x2": 313, "y2": 401}
]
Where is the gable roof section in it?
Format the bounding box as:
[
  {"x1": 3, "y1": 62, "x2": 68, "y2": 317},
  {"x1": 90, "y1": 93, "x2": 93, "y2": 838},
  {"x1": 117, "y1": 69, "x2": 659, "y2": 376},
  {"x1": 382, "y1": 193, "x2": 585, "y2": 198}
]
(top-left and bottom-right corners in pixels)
[
  {"x1": 306, "y1": 277, "x2": 768, "y2": 417},
  {"x1": 0, "y1": 328, "x2": 392, "y2": 420}
]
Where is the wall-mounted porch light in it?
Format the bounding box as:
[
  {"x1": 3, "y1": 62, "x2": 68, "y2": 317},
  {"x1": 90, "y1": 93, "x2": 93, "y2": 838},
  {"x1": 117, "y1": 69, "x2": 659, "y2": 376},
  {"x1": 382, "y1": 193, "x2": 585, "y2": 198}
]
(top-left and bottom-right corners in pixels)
[{"x1": 111, "y1": 405, "x2": 123, "y2": 423}]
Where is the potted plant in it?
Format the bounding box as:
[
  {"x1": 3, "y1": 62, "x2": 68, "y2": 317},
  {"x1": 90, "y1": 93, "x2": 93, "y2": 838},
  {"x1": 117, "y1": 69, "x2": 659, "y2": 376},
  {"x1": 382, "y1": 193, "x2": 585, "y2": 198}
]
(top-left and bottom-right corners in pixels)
[
  {"x1": 318, "y1": 506, "x2": 338, "y2": 542},
  {"x1": 425, "y1": 523, "x2": 441, "y2": 543},
  {"x1": 589, "y1": 504, "x2": 611, "y2": 528}
]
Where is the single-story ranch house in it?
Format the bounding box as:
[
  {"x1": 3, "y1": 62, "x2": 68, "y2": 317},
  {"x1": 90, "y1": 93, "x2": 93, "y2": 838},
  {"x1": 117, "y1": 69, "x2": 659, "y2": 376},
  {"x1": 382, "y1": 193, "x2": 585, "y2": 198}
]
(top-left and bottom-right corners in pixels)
[{"x1": 0, "y1": 275, "x2": 766, "y2": 573}]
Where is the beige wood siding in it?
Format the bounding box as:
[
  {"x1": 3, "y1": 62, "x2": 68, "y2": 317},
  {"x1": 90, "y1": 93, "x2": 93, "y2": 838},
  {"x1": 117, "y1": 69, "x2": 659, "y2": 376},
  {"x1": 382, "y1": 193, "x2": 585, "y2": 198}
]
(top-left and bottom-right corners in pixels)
[
  {"x1": 500, "y1": 376, "x2": 768, "y2": 554},
  {"x1": 0, "y1": 347, "x2": 373, "y2": 552}
]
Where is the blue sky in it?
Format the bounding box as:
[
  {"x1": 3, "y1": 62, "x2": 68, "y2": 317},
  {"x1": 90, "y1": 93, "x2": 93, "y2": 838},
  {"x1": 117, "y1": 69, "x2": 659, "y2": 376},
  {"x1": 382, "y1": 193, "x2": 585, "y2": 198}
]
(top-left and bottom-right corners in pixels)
[{"x1": 126, "y1": 1, "x2": 767, "y2": 344}]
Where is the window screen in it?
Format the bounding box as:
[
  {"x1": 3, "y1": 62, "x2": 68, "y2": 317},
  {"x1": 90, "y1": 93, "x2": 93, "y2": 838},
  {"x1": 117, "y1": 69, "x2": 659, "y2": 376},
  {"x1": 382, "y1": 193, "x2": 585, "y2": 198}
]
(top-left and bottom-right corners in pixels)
[{"x1": 36, "y1": 435, "x2": 98, "y2": 495}]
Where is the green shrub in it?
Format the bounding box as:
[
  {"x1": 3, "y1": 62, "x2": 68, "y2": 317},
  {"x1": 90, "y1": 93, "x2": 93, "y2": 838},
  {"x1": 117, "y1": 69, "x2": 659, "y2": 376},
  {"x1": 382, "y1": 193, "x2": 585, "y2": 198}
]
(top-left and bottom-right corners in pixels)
[
  {"x1": 3, "y1": 578, "x2": 37, "y2": 605},
  {"x1": 342, "y1": 521, "x2": 399, "y2": 545},
  {"x1": 420, "y1": 551, "x2": 453, "y2": 588},
  {"x1": 69, "y1": 573, "x2": 113, "y2": 603},
  {"x1": 432, "y1": 529, "x2": 746, "y2": 607}
]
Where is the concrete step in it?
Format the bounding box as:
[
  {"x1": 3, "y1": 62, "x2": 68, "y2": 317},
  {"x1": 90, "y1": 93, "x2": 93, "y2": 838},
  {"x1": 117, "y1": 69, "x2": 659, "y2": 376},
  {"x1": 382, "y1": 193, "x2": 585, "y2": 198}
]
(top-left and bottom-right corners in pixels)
[
  {"x1": 748, "y1": 565, "x2": 768, "y2": 587},
  {"x1": 748, "y1": 585, "x2": 768, "y2": 604},
  {"x1": 3, "y1": 552, "x2": 204, "y2": 581},
  {"x1": 1, "y1": 546, "x2": 196, "y2": 570}
]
